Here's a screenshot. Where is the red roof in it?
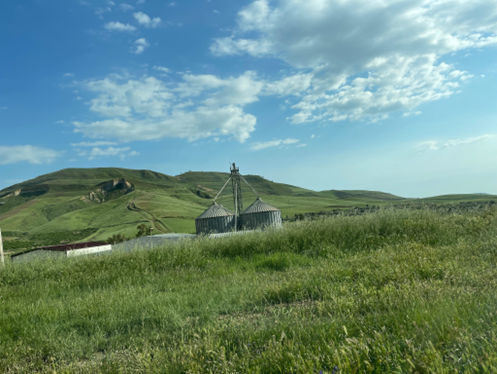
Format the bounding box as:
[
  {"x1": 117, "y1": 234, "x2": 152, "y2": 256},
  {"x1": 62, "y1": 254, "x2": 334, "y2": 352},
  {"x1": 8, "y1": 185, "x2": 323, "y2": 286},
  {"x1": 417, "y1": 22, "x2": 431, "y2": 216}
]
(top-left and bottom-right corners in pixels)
[{"x1": 38, "y1": 241, "x2": 107, "y2": 251}]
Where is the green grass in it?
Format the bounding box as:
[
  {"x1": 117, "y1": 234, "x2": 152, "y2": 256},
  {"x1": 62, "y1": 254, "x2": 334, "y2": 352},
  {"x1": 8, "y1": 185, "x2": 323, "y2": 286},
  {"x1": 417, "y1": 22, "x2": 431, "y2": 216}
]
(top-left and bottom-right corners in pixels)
[{"x1": 1, "y1": 207, "x2": 497, "y2": 372}]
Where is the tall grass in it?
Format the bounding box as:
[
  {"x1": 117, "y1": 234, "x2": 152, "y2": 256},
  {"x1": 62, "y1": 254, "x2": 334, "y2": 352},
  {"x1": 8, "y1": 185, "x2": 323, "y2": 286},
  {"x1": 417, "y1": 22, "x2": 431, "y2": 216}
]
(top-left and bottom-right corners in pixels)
[{"x1": 1, "y1": 207, "x2": 497, "y2": 373}]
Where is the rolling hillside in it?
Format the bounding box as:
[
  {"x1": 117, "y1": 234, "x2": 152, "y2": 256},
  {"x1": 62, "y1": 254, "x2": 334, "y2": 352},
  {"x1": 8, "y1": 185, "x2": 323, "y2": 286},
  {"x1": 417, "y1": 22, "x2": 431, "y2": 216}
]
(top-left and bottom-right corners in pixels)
[{"x1": 1, "y1": 167, "x2": 495, "y2": 249}]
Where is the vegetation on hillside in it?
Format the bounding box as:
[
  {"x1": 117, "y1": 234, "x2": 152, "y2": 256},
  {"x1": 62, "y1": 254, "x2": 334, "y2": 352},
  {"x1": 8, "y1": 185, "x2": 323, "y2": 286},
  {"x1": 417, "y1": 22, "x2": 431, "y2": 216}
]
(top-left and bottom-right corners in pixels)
[
  {"x1": 1, "y1": 206, "x2": 497, "y2": 372},
  {"x1": 1, "y1": 167, "x2": 496, "y2": 248}
]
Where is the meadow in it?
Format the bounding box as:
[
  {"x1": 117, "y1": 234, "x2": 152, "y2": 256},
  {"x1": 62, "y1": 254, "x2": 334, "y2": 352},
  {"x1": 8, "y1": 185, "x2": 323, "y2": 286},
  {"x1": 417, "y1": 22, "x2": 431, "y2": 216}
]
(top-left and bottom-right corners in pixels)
[{"x1": 1, "y1": 205, "x2": 497, "y2": 373}]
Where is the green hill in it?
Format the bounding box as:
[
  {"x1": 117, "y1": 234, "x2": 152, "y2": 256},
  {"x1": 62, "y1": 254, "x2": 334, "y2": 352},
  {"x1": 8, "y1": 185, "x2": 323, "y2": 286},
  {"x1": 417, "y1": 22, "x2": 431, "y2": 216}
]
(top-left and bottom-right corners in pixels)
[{"x1": 1, "y1": 167, "x2": 496, "y2": 249}]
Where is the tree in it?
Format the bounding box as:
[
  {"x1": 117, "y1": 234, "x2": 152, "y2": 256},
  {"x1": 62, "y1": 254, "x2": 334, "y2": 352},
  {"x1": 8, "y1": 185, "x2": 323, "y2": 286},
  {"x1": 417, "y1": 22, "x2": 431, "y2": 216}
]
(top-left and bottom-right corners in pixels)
[
  {"x1": 136, "y1": 224, "x2": 150, "y2": 238},
  {"x1": 106, "y1": 233, "x2": 127, "y2": 244}
]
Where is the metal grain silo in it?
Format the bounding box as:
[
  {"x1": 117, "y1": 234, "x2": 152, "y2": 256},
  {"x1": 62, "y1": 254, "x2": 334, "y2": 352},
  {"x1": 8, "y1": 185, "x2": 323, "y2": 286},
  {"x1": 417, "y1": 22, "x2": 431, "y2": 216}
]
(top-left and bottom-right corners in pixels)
[
  {"x1": 195, "y1": 203, "x2": 235, "y2": 235},
  {"x1": 240, "y1": 198, "x2": 282, "y2": 230}
]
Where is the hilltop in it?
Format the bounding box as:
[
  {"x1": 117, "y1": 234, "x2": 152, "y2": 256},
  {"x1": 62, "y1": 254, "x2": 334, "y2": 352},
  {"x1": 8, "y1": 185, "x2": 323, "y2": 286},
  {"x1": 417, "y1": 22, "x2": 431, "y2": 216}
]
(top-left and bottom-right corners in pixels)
[{"x1": 0, "y1": 167, "x2": 495, "y2": 248}]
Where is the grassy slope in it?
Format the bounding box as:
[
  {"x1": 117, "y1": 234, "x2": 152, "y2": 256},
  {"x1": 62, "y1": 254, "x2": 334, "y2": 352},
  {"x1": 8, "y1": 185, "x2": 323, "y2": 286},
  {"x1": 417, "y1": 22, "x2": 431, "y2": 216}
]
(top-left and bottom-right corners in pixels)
[
  {"x1": 1, "y1": 207, "x2": 497, "y2": 372},
  {"x1": 1, "y1": 168, "x2": 497, "y2": 245}
]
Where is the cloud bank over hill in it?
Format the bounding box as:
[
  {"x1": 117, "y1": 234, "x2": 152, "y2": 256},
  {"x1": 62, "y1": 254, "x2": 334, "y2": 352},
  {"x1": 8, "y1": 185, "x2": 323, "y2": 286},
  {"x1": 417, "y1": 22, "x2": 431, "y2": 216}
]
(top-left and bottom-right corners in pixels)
[
  {"x1": 212, "y1": 0, "x2": 497, "y2": 124},
  {"x1": 68, "y1": 0, "x2": 497, "y2": 156}
]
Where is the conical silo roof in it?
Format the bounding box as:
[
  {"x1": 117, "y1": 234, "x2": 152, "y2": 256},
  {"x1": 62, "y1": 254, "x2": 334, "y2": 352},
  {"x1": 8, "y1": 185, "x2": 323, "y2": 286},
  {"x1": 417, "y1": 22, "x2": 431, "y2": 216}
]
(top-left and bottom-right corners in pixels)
[
  {"x1": 196, "y1": 203, "x2": 235, "y2": 219},
  {"x1": 242, "y1": 198, "x2": 279, "y2": 214}
]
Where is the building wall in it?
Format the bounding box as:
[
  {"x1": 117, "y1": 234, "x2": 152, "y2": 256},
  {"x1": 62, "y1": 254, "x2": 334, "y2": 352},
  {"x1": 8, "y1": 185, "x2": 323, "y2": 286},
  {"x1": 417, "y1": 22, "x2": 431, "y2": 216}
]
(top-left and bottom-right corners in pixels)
[
  {"x1": 240, "y1": 211, "x2": 282, "y2": 230},
  {"x1": 195, "y1": 216, "x2": 235, "y2": 235},
  {"x1": 66, "y1": 244, "x2": 112, "y2": 257}
]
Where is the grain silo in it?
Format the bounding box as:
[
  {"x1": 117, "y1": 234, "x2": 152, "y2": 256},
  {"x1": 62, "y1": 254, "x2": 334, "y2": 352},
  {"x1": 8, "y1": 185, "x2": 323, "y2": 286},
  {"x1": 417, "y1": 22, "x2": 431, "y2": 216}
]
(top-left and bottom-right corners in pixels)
[
  {"x1": 195, "y1": 202, "x2": 235, "y2": 235},
  {"x1": 240, "y1": 197, "x2": 282, "y2": 230}
]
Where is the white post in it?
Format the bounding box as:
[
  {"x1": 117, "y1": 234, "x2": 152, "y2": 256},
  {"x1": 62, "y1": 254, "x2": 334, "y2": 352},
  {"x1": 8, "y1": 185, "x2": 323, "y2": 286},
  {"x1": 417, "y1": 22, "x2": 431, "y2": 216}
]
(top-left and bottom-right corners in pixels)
[{"x1": 0, "y1": 228, "x2": 4, "y2": 267}]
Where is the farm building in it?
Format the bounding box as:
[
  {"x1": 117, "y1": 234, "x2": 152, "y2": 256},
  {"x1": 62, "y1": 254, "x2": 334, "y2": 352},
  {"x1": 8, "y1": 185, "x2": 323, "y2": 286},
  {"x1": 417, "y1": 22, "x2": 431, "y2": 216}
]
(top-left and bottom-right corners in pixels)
[
  {"x1": 240, "y1": 198, "x2": 282, "y2": 230},
  {"x1": 10, "y1": 241, "x2": 111, "y2": 263},
  {"x1": 195, "y1": 163, "x2": 282, "y2": 235},
  {"x1": 195, "y1": 203, "x2": 235, "y2": 235}
]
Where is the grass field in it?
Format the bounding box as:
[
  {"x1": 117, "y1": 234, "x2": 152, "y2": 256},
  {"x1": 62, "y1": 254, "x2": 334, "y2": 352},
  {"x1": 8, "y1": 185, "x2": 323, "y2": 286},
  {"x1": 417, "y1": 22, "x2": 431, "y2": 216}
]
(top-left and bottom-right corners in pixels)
[{"x1": 1, "y1": 206, "x2": 497, "y2": 372}]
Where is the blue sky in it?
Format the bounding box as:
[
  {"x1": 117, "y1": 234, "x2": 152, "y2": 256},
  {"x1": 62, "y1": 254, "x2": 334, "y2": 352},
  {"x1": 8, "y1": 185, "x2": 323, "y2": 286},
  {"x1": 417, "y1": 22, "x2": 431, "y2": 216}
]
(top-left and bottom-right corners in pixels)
[{"x1": 1, "y1": 0, "x2": 496, "y2": 197}]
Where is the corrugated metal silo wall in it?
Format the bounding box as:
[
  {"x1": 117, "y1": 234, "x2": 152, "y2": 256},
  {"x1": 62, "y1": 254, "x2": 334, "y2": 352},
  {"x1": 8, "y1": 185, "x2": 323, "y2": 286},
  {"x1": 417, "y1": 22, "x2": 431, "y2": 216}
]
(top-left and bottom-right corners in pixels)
[
  {"x1": 240, "y1": 210, "x2": 282, "y2": 230},
  {"x1": 195, "y1": 216, "x2": 235, "y2": 235}
]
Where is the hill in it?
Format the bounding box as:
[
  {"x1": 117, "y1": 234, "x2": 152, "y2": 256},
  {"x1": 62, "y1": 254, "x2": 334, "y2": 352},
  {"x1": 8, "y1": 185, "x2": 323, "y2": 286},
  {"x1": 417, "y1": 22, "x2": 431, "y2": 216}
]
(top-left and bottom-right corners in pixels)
[
  {"x1": 1, "y1": 167, "x2": 496, "y2": 249},
  {"x1": 2, "y1": 207, "x2": 497, "y2": 372}
]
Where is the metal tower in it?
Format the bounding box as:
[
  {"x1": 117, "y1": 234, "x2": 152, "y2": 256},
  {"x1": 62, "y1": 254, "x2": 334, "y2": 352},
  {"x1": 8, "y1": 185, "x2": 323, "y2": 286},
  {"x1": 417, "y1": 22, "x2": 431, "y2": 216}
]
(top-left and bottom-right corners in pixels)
[{"x1": 230, "y1": 163, "x2": 243, "y2": 230}]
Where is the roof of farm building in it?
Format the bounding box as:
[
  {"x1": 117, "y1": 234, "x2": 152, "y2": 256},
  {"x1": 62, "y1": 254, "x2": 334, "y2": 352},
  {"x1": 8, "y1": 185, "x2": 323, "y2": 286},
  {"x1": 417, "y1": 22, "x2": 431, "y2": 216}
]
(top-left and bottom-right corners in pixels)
[
  {"x1": 242, "y1": 198, "x2": 280, "y2": 214},
  {"x1": 196, "y1": 203, "x2": 234, "y2": 219},
  {"x1": 35, "y1": 241, "x2": 107, "y2": 252}
]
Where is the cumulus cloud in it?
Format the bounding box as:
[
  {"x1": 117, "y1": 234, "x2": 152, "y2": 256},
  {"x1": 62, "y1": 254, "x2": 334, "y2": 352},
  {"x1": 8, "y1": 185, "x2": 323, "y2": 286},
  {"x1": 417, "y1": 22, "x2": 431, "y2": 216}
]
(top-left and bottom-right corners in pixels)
[
  {"x1": 416, "y1": 134, "x2": 494, "y2": 151},
  {"x1": 72, "y1": 72, "x2": 260, "y2": 143},
  {"x1": 153, "y1": 66, "x2": 171, "y2": 74},
  {"x1": 212, "y1": 0, "x2": 497, "y2": 124},
  {"x1": 133, "y1": 11, "x2": 161, "y2": 27},
  {"x1": 84, "y1": 146, "x2": 139, "y2": 160},
  {"x1": 71, "y1": 141, "x2": 117, "y2": 147},
  {"x1": 0, "y1": 145, "x2": 60, "y2": 165},
  {"x1": 249, "y1": 138, "x2": 299, "y2": 151},
  {"x1": 104, "y1": 21, "x2": 137, "y2": 31},
  {"x1": 132, "y1": 38, "x2": 149, "y2": 54},
  {"x1": 119, "y1": 3, "x2": 134, "y2": 11}
]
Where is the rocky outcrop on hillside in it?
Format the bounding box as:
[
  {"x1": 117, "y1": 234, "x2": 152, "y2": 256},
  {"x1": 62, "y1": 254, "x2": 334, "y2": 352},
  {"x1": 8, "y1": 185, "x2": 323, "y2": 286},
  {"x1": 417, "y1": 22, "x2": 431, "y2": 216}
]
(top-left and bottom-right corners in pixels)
[
  {"x1": 0, "y1": 189, "x2": 22, "y2": 199},
  {"x1": 81, "y1": 178, "x2": 134, "y2": 203}
]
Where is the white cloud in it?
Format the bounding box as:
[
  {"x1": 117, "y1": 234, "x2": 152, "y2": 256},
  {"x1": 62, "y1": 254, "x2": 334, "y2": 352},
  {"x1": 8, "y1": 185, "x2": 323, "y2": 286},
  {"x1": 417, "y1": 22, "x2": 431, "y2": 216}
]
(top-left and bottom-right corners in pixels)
[
  {"x1": 132, "y1": 38, "x2": 149, "y2": 54},
  {"x1": 416, "y1": 134, "x2": 494, "y2": 151},
  {"x1": 168, "y1": 2, "x2": 176, "y2": 6},
  {"x1": 296, "y1": 143, "x2": 307, "y2": 147},
  {"x1": 0, "y1": 145, "x2": 60, "y2": 165},
  {"x1": 212, "y1": 0, "x2": 497, "y2": 124},
  {"x1": 136, "y1": 0, "x2": 145, "y2": 3},
  {"x1": 153, "y1": 66, "x2": 171, "y2": 74},
  {"x1": 249, "y1": 138, "x2": 299, "y2": 151},
  {"x1": 0, "y1": 107, "x2": 7, "y2": 110},
  {"x1": 104, "y1": 21, "x2": 137, "y2": 31},
  {"x1": 133, "y1": 11, "x2": 161, "y2": 27},
  {"x1": 64, "y1": 73, "x2": 75, "y2": 77},
  {"x1": 71, "y1": 141, "x2": 117, "y2": 147},
  {"x1": 95, "y1": 7, "x2": 112, "y2": 17},
  {"x1": 72, "y1": 72, "x2": 259, "y2": 143},
  {"x1": 263, "y1": 73, "x2": 313, "y2": 96},
  {"x1": 86, "y1": 146, "x2": 138, "y2": 160},
  {"x1": 119, "y1": 3, "x2": 134, "y2": 11},
  {"x1": 403, "y1": 111, "x2": 422, "y2": 117},
  {"x1": 55, "y1": 120, "x2": 65, "y2": 124}
]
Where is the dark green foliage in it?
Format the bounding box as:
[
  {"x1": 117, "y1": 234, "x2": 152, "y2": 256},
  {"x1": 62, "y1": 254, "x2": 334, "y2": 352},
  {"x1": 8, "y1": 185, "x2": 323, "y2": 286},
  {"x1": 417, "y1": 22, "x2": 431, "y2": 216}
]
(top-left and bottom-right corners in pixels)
[
  {"x1": 106, "y1": 233, "x2": 127, "y2": 244},
  {"x1": 136, "y1": 224, "x2": 150, "y2": 238}
]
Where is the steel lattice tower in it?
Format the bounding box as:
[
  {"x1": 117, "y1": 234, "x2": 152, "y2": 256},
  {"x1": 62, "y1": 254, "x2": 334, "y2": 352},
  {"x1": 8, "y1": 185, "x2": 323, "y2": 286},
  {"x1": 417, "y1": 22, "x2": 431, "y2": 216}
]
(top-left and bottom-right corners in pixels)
[{"x1": 230, "y1": 163, "x2": 243, "y2": 229}]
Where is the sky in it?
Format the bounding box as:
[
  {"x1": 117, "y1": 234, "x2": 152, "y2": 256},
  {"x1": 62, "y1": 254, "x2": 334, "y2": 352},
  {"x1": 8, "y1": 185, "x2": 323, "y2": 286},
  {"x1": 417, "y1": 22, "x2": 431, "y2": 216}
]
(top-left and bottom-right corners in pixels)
[{"x1": 0, "y1": 0, "x2": 496, "y2": 198}]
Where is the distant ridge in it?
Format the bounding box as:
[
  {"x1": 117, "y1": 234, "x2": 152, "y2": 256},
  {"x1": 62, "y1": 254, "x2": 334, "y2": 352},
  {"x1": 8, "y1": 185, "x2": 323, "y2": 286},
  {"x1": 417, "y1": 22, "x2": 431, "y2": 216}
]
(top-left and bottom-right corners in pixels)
[{"x1": 1, "y1": 167, "x2": 496, "y2": 247}]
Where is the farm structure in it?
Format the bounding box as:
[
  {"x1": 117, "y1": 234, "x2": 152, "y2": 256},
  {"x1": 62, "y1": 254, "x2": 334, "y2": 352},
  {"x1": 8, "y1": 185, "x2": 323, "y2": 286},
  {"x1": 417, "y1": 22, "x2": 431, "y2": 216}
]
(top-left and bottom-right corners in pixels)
[
  {"x1": 10, "y1": 241, "x2": 111, "y2": 263},
  {"x1": 195, "y1": 163, "x2": 282, "y2": 235},
  {"x1": 241, "y1": 197, "x2": 282, "y2": 230}
]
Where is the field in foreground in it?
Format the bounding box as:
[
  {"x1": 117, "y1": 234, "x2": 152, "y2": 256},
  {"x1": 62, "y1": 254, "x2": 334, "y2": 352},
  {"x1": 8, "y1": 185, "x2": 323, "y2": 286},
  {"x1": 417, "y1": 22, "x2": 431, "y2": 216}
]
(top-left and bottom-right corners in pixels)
[{"x1": 1, "y1": 207, "x2": 497, "y2": 373}]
